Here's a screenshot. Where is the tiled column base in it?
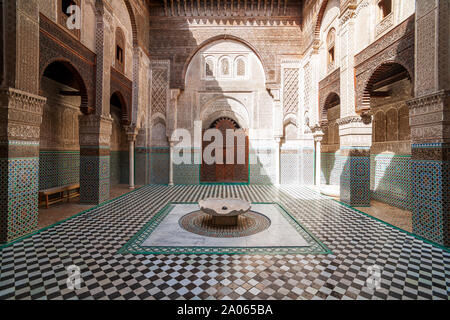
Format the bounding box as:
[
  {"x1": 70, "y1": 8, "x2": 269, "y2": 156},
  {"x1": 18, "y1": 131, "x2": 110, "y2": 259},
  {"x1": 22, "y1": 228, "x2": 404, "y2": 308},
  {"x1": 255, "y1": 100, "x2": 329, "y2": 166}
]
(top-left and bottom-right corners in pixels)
[
  {"x1": 135, "y1": 148, "x2": 150, "y2": 186},
  {"x1": 411, "y1": 145, "x2": 449, "y2": 247},
  {"x1": 79, "y1": 115, "x2": 112, "y2": 205},
  {"x1": 80, "y1": 153, "x2": 110, "y2": 204},
  {"x1": 249, "y1": 149, "x2": 275, "y2": 185},
  {"x1": 0, "y1": 88, "x2": 46, "y2": 243},
  {"x1": 340, "y1": 148, "x2": 371, "y2": 207},
  {"x1": 0, "y1": 157, "x2": 40, "y2": 243},
  {"x1": 173, "y1": 148, "x2": 200, "y2": 185},
  {"x1": 150, "y1": 147, "x2": 169, "y2": 184},
  {"x1": 407, "y1": 91, "x2": 450, "y2": 246}
]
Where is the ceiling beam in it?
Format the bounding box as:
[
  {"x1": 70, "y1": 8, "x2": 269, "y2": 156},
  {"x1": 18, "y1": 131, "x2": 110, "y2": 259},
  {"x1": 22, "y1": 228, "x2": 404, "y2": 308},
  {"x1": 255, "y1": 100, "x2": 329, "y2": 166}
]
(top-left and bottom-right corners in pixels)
[{"x1": 372, "y1": 70, "x2": 410, "y2": 91}]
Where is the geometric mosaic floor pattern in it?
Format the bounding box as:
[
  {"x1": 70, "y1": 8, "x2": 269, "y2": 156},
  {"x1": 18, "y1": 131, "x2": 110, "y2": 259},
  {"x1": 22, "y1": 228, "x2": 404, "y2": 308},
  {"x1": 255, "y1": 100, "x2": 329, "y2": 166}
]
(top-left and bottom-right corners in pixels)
[{"x1": 0, "y1": 185, "x2": 449, "y2": 300}]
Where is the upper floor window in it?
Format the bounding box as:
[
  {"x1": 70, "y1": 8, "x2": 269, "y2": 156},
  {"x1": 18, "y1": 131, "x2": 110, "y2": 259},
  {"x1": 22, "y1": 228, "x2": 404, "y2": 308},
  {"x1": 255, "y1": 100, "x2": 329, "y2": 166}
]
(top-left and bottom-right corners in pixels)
[
  {"x1": 205, "y1": 58, "x2": 215, "y2": 78},
  {"x1": 327, "y1": 28, "x2": 336, "y2": 70},
  {"x1": 115, "y1": 28, "x2": 125, "y2": 73},
  {"x1": 378, "y1": 0, "x2": 392, "y2": 21},
  {"x1": 219, "y1": 57, "x2": 231, "y2": 77},
  {"x1": 235, "y1": 57, "x2": 246, "y2": 77},
  {"x1": 203, "y1": 54, "x2": 249, "y2": 80}
]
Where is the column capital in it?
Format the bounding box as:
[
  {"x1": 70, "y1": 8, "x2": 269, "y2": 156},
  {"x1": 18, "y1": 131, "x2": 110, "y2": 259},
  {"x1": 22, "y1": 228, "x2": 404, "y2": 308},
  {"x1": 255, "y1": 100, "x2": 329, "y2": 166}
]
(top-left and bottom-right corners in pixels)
[
  {"x1": 170, "y1": 88, "x2": 181, "y2": 101},
  {"x1": 79, "y1": 114, "x2": 112, "y2": 147},
  {"x1": 266, "y1": 84, "x2": 281, "y2": 101},
  {"x1": 126, "y1": 125, "x2": 139, "y2": 142},
  {"x1": 0, "y1": 88, "x2": 46, "y2": 142}
]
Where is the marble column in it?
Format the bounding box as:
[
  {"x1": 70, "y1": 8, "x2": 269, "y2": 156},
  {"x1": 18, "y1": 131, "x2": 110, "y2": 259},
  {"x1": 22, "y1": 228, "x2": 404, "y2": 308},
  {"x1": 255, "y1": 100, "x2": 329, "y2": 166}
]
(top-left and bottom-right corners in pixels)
[
  {"x1": 126, "y1": 126, "x2": 138, "y2": 189},
  {"x1": 274, "y1": 137, "x2": 282, "y2": 185},
  {"x1": 168, "y1": 140, "x2": 175, "y2": 186},
  {"x1": 313, "y1": 130, "x2": 324, "y2": 187}
]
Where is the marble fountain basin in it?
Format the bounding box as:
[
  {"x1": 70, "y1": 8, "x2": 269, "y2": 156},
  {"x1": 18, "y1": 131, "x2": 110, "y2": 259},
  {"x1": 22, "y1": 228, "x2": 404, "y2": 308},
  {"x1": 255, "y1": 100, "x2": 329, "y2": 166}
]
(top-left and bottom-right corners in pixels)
[{"x1": 198, "y1": 198, "x2": 251, "y2": 226}]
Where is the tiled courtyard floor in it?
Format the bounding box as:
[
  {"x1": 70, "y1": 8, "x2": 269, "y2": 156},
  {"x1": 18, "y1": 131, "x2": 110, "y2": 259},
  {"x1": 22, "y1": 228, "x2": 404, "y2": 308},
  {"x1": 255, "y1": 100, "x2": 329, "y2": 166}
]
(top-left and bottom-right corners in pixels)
[
  {"x1": 38, "y1": 185, "x2": 137, "y2": 229},
  {"x1": 0, "y1": 185, "x2": 448, "y2": 300}
]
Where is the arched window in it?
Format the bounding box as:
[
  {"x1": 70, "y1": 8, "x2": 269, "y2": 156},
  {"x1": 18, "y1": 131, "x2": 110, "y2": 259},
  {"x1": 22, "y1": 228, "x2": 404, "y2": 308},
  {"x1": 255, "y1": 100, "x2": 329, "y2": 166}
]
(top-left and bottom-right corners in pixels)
[
  {"x1": 235, "y1": 57, "x2": 246, "y2": 77},
  {"x1": 219, "y1": 57, "x2": 231, "y2": 77},
  {"x1": 378, "y1": 0, "x2": 392, "y2": 21},
  {"x1": 327, "y1": 28, "x2": 336, "y2": 70},
  {"x1": 205, "y1": 57, "x2": 215, "y2": 78},
  {"x1": 115, "y1": 28, "x2": 125, "y2": 73}
]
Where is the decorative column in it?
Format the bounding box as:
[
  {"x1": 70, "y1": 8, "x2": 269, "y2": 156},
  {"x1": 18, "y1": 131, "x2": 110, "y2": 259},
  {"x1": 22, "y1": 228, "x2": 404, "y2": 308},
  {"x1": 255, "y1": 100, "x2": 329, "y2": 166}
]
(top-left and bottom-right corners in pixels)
[
  {"x1": 335, "y1": 3, "x2": 372, "y2": 207},
  {"x1": 339, "y1": 3, "x2": 357, "y2": 119},
  {"x1": 274, "y1": 137, "x2": 282, "y2": 185},
  {"x1": 0, "y1": 1, "x2": 46, "y2": 243},
  {"x1": 268, "y1": 86, "x2": 283, "y2": 186},
  {"x1": 167, "y1": 89, "x2": 180, "y2": 186},
  {"x1": 126, "y1": 126, "x2": 138, "y2": 189},
  {"x1": 168, "y1": 140, "x2": 175, "y2": 186},
  {"x1": 405, "y1": 0, "x2": 450, "y2": 246},
  {"x1": 78, "y1": 0, "x2": 113, "y2": 204},
  {"x1": 313, "y1": 129, "x2": 324, "y2": 187}
]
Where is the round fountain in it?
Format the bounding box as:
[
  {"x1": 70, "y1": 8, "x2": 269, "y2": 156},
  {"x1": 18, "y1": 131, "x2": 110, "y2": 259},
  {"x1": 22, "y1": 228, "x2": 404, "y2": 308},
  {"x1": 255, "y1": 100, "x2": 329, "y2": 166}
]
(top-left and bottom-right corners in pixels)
[
  {"x1": 179, "y1": 198, "x2": 271, "y2": 238},
  {"x1": 198, "y1": 198, "x2": 251, "y2": 227}
]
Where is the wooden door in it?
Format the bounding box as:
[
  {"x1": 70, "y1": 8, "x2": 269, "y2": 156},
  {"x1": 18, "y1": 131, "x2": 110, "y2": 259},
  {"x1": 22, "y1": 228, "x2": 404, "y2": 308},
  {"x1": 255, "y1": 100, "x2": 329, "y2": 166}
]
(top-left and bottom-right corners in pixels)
[{"x1": 201, "y1": 117, "x2": 249, "y2": 183}]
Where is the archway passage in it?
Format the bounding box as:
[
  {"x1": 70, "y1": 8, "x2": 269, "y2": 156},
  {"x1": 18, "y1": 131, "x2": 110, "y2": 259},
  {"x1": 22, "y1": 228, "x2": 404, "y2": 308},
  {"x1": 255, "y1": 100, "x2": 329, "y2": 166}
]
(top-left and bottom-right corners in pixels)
[
  {"x1": 201, "y1": 117, "x2": 249, "y2": 184},
  {"x1": 110, "y1": 92, "x2": 129, "y2": 188},
  {"x1": 38, "y1": 60, "x2": 86, "y2": 224},
  {"x1": 368, "y1": 62, "x2": 413, "y2": 212}
]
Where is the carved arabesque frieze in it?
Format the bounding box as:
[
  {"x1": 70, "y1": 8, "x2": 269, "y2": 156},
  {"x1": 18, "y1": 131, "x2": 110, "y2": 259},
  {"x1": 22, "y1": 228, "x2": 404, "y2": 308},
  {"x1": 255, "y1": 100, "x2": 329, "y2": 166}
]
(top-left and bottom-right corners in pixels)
[
  {"x1": 407, "y1": 90, "x2": 450, "y2": 144},
  {"x1": 0, "y1": 88, "x2": 46, "y2": 141},
  {"x1": 79, "y1": 114, "x2": 113, "y2": 146}
]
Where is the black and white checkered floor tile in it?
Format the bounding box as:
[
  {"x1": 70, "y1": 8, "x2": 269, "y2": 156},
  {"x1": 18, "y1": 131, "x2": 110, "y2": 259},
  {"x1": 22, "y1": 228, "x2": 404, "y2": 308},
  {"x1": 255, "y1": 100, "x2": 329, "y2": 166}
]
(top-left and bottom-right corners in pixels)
[{"x1": 0, "y1": 185, "x2": 448, "y2": 300}]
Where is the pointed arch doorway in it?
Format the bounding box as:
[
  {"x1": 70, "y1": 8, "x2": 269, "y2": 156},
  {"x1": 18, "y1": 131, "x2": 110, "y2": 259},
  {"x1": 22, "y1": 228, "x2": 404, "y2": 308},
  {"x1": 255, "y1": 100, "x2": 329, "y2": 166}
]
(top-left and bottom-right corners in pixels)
[{"x1": 201, "y1": 117, "x2": 249, "y2": 184}]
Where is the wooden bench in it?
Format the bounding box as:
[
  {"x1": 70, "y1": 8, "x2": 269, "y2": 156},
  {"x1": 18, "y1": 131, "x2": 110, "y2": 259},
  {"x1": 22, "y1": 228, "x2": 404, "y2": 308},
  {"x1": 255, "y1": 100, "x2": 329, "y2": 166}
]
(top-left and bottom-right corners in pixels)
[{"x1": 39, "y1": 184, "x2": 80, "y2": 209}]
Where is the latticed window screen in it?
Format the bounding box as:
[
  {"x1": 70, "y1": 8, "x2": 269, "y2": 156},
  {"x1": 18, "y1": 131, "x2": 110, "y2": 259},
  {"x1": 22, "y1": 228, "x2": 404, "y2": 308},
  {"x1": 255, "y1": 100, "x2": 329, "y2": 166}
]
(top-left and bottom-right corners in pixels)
[
  {"x1": 283, "y1": 68, "x2": 299, "y2": 115},
  {"x1": 236, "y1": 58, "x2": 246, "y2": 76},
  {"x1": 151, "y1": 69, "x2": 168, "y2": 115},
  {"x1": 205, "y1": 59, "x2": 214, "y2": 77},
  {"x1": 221, "y1": 58, "x2": 230, "y2": 76}
]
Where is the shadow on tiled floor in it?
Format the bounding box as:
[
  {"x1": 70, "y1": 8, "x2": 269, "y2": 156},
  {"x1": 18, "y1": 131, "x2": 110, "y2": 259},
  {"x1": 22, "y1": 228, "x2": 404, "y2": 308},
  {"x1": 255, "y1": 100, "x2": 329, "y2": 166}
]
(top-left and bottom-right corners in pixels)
[{"x1": 38, "y1": 184, "x2": 140, "y2": 229}]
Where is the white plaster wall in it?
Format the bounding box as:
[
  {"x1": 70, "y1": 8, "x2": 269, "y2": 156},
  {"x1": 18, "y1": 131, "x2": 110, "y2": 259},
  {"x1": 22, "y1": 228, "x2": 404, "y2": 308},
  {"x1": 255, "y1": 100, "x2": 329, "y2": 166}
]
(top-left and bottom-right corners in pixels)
[{"x1": 319, "y1": 0, "x2": 340, "y2": 80}]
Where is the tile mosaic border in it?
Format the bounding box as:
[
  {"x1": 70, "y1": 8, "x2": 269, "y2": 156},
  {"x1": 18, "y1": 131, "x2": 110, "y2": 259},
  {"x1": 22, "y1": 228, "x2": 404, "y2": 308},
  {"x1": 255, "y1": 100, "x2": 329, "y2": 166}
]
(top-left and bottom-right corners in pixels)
[{"x1": 118, "y1": 202, "x2": 332, "y2": 255}]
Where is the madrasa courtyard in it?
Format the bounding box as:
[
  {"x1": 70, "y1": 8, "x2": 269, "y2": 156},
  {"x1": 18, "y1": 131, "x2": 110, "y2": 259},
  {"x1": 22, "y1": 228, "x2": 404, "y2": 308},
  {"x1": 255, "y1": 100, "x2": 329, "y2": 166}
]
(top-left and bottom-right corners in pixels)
[{"x1": 0, "y1": 0, "x2": 448, "y2": 302}]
